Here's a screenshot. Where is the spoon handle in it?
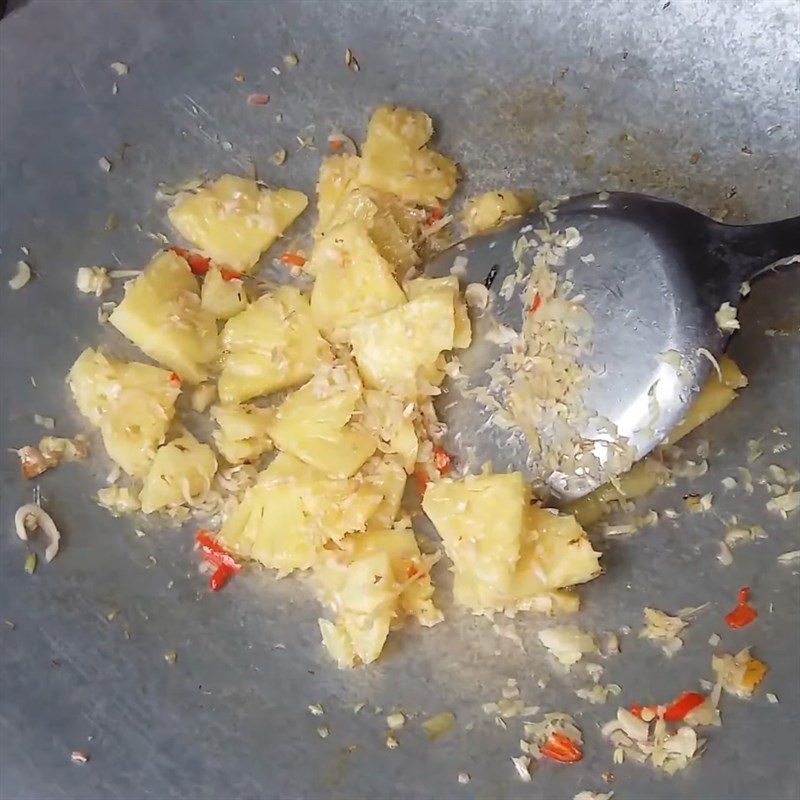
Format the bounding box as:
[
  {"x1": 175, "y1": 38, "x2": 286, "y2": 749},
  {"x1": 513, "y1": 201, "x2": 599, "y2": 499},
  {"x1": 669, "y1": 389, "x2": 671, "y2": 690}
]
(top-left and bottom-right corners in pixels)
[{"x1": 714, "y1": 216, "x2": 800, "y2": 282}]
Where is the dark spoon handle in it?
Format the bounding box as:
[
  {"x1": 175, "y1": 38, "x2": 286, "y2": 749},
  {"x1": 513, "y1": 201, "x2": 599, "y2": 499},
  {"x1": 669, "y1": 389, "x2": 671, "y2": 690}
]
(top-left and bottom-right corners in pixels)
[{"x1": 714, "y1": 216, "x2": 800, "y2": 281}]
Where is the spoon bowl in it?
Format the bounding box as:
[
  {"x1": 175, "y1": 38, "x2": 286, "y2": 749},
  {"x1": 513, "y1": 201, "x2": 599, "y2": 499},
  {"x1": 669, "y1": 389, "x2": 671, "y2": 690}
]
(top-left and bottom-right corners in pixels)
[{"x1": 427, "y1": 192, "x2": 800, "y2": 501}]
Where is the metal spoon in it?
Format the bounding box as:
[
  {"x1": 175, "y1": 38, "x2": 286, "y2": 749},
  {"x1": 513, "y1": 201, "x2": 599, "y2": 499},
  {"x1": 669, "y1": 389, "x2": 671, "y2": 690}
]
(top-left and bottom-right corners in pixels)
[{"x1": 426, "y1": 192, "x2": 800, "y2": 502}]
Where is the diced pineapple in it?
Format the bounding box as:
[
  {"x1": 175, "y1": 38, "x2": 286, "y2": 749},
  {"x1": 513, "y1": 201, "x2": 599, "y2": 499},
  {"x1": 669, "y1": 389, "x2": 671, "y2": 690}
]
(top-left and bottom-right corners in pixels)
[
  {"x1": 109, "y1": 251, "x2": 217, "y2": 384},
  {"x1": 314, "y1": 154, "x2": 368, "y2": 239},
  {"x1": 461, "y1": 189, "x2": 536, "y2": 236},
  {"x1": 564, "y1": 355, "x2": 747, "y2": 527},
  {"x1": 67, "y1": 348, "x2": 180, "y2": 477},
  {"x1": 313, "y1": 155, "x2": 422, "y2": 277},
  {"x1": 349, "y1": 292, "x2": 455, "y2": 398},
  {"x1": 509, "y1": 507, "x2": 601, "y2": 603},
  {"x1": 405, "y1": 276, "x2": 471, "y2": 349},
  {"x1": 218, "y1": 286, "x2": 331, "y2": 404},
  {"x1": 358, "y1": 106, "x2": 458, "y2": 205},
  {"x1": 362, "y1": 455, "x2": 408, "y2": 527},
  {"x1": 200, "y1": 266, "x2": 247, "y2": 320},
  {"x1": 423, "y1": 471, "x2": 527, "y2": 611},
  {"x1": 266, "y1": 364, "x2": 377, "y2": 478},
  {"x1": 666, "y1": 354, "x2": 747, "y2": 444},
  {"x1": 168, "y1": 174, "x2": 308, "y2": 273},
  {"x1": 423, "y1": 471, "x2": 600, "y2": 614},
  {"x1": 211, "y1": 403, "x2": 274, "y2": 464},
  {"x1": 139, "y1": 433, "x2": 217, "y2": 513},
  {"x1": 309, "y1": 221, "x2": 406, "y2": 340},
  {"x1": 314, "y1": 522, "x2": 441, "y2": 667},
  {"x1": 216, "y1": 453, "x2": 384, "y2": 575},
  {"x1": 362, "y1": 391, "x2": 419, "y2": 472}
]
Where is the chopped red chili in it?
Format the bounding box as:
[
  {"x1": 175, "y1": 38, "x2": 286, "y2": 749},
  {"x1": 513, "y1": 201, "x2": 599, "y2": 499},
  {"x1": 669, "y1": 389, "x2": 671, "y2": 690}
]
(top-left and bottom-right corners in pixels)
[{"x1": 539, "y1": 732, "x2": 583, "y2": 763}]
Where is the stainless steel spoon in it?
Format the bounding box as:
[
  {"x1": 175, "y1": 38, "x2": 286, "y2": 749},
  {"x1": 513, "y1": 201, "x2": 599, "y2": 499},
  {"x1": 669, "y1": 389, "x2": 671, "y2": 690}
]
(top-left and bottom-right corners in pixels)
[{"x1": 426, "y1": 192, "x2": 800, "y2": 502}]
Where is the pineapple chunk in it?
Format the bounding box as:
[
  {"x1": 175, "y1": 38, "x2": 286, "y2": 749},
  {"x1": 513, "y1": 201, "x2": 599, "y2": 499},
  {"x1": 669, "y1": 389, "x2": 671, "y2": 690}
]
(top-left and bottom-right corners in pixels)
[
  {"x1": 67, "y1": 348, "x2": 180, "y2": 477},
  {"x1": 218, "y1": 286, "x2": 331, "y2": 404},
  {"x1": 349, "y1": 292, "x2": 455, "y2": 398},
  {"x1": 461, "y1": 189, "x2": 536, "y2": 236},
  {"x1": 362, "y1": 390, "x2": 419, "y2": 472},
  {"x1": 216, "y1": 453, "x2": 384, "y2": 575},
  {"x1": 358, "y1": 106, "x2": 458, "y2": 205},
  {"x1": 508, "y1": 507, "x2": 601, "y2": 604},
  {"x1": 200, "y1": 266, "x2": 247, "y2": 320},
  {"x1": 314, "y1": 154, "x2": 368, "y2": 239},
  {"x1": 168, "y1": 174, "x2": 308, "y2": 273},
  {"x1": 139, "y1": 434, "x2": 217, "y2": 513},
  {"x1": 211, "y1": 403, "x2": 274, "y2": 464},
  {"x1": 666, "y1": 354, "x2": 747, "y2": 444},
  {"x1": 266, "y1": 364, "x2": 377, "y2": 478},
  {"x1": 314, "y1": 523, "x2": 441, "y2": 668},
  {"x1": 309, "y1": 221, "x2": 406, "y2": 340},
  {"x1": 423, "y1": 471, "x2": 526, "y2": 611},
  {"x1": 423, "y1": 471, "x2": 600, "y2": 613},
  {"x1": 362, "y1": 455, "x2": 408, "y2": 527},
  {"x1": 313, "y1": 155, "x2": 421, "y2": 276},
  {"x1": 405, "y1": 276, "x2": 471, "y2": 349},
  {"x1": 109, "y1": 251, "x2": 217, "y2": 384},
  {"x1": 565, "y1": 355, "x2": 747, "y2": 527}
]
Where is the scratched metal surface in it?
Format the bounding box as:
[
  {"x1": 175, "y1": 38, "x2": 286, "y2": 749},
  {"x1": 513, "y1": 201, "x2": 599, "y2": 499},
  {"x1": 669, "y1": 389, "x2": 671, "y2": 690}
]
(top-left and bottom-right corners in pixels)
[{"x1": 1, "y1": 1, "x2": 799, "y2": 799}]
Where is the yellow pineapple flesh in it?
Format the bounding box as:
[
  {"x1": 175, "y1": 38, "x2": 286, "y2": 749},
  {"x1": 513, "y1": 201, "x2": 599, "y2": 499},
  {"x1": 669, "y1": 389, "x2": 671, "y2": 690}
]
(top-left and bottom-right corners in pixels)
[
  {"x1": 314, "y1": 522, "x2": 441, "y2": 667},
  {"x1": 218, "y1": 286, "x2": 331, "y2": 404},
  {"x1": 358, "y1": 106, "x2": 458, "y2": 205},
  {"x1": 168, "y1": 174, "x2": 308, "y2": 273},
  {"x1": 109, "y1": 251, "x2": 218, "y2": 384},
  {"x1": 211, "y1": 403, "x2": 274, "y2": 464},
  {"x1": 266, "y1": 364, "x2": 377, "y2": 478},
  {"x1": 461, "y1": 189, "x2": 536, "y2": 236},
  {"x1": 216, "y1": 453, "x2": 384, "y2": 576},
  {"x1": 309, "y1": 220, "x2": 406, "y2": 341},
  {"x1": 349, "y1": 292, "x2": 455, "y2": 398},
  {"x1": 68, "y1": 348, "x2": 180, "y2": 477},
  {"x1": 200, "y1": 266, "x2": 247, "y2": 320},
  {"x1": 405, "y1": 275, "x2": 471, "y2": 349},
  {"x1": 139, "y1": 433, "x2": 217, "y2": 513}
]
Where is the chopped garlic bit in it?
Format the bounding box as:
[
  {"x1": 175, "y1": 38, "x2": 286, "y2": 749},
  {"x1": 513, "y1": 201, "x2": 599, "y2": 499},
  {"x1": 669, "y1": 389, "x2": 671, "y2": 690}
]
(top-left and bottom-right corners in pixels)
[
  {"x1": 639, "y1": 606, "x2": 704, "y2": 656},
  {"x1": 538, "y1": 626, "x2": 597, "y2": 667},
  {"x1": 70, "y1": 750, "x2": 89, "y2": 764},
  {"x1": 317, "y1": 725, "x2": 329, "y2": 739},
  {"x1": 766, "y1": 491, "x2": 799, "y2": 518},
  {"x1": 385, "y1": 734, "x2": 398, "y2": 750},
  {"x1": 601, "y1": 706, "x2": 703, "y2": 774},
  {"x1": 511, "y1": 755, "x2": 532, "y2": 782},
  {"x1": 14, "y1": 504, "x2": 61, "y2": 562},
  {"x1": 283, "y1": 52, "x2": 299, "y2": 66},
  {"x1": 684, "y1": 492, "x2": 713, "y2": 513},
  {"x1": 708, "y1": 633, "x2": 721, "y2": 646},
  {"x1": 716, "y1": 541, "x2": 733, "y2": 566},
  {"x1": 714, "y1": 301, "x2": 740, "y2": 332},
  {"x1": 777, "y1": 549, "x2": 800, "y2": 566},
  {"x1": 696, "y1": 347, "x2": 722, "y2": 381},
  {"x1": 98, "y1": 156, "x2": 112, "y2": 173},
  {"x1": 9, "y1": 260, "x2": 31, "y2": 290},
  {"x1": 76, "y1": 266, "x2": 112, "y2": 296},
  {"x1": 307, "y1": 703, "x2": 324, "y2": 716},
  {"x1": 344, "y1": 48, "x2": 360, "y2": 71},
  {"x1": 766, "y1": 693, "x2": 779, "y2": 704},
  {"x1": 574, "y1": 792, "x2": 614, "y2": 800},
  {"x1": 712, "y1": 647, "x2": 767, "y2": 698},
  {"x1": 457, "y1": 772, "x2": 471, "y2": 785},
  {"x1": 33, "y1": 414, "x2": 55, "y2": 430},
  {"x1": 110, "y1": 61, "x2": 129, "y2": 75},
  {"x1": 386, "y1": 712, "x2": 405, "y2": 730},
  {"x1": 739, "y1": 281, "x2": 751, "y2": 296}
]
